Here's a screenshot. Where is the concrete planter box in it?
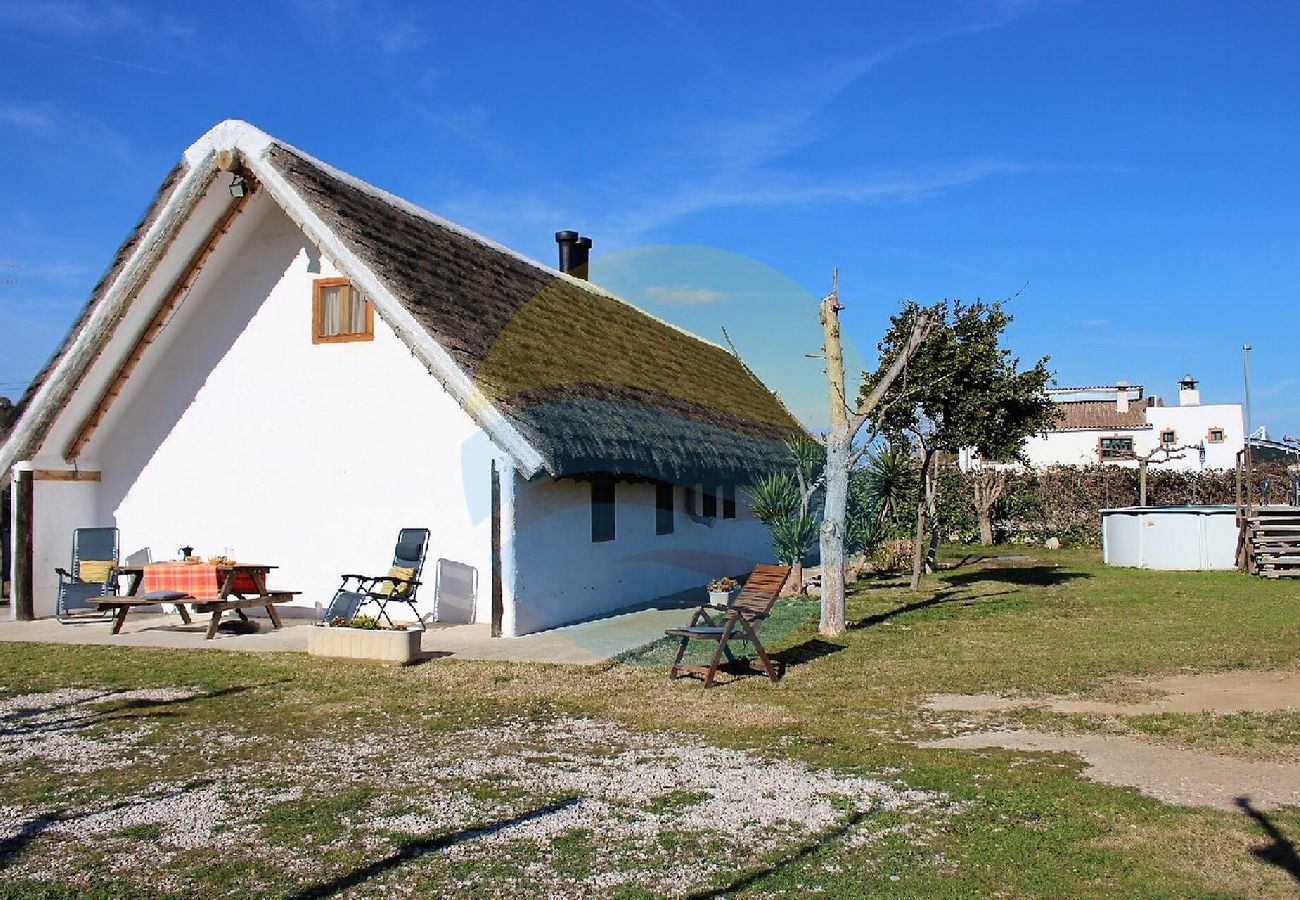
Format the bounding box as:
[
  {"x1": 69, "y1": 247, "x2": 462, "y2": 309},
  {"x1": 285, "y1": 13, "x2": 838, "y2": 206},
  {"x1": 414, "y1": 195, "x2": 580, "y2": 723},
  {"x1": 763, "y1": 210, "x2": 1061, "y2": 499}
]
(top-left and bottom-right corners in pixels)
[
  {"x1": 307, "y1": 625, "x2": 421, "y2": 665},
  {"x1": 708, "y1": 589, "x2": 740, "y2": 607}
]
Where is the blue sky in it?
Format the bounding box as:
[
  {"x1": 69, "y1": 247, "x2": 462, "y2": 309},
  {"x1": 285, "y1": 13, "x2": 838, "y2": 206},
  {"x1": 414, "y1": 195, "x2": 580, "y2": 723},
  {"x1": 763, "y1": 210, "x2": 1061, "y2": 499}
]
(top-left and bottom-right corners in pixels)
[{"x1": 1, "y1": 1, "x2": 1298, "y2": 432}]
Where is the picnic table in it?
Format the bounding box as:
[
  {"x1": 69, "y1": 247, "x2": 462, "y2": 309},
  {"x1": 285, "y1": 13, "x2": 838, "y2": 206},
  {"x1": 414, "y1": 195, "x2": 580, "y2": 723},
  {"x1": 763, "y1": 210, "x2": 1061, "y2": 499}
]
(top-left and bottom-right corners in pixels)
[{"x1": 103, "y1": 562, "x2": 298, "y2": 639}]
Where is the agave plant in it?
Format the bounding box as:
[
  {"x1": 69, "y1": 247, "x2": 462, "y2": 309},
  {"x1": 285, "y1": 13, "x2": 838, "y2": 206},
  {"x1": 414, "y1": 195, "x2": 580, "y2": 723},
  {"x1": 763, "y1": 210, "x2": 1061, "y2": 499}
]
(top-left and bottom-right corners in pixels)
[
  {"x1": 745, "y1": 472, "x2": 799, "y2": 524},
  {"x1": 768, "y1": 513, "x2": 819, "y2": 567}
]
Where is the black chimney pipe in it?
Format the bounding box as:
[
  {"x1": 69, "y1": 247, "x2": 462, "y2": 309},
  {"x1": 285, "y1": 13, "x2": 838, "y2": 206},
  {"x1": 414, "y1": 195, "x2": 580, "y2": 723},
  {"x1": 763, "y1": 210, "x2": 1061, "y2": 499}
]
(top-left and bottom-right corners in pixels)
[{"x1": 555, "y1": 230, "x2": 593, "y2": 279}]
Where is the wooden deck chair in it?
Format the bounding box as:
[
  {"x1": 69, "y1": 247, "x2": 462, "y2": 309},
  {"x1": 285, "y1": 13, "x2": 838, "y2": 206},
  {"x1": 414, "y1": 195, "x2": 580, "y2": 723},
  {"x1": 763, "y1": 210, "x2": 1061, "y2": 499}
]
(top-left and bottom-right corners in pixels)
[
  {"x1": 325, "y1": 528, "x2": 431, "y2": 629},
  {"x1": 54, "y1": 527, "x2": 119, "y2": 623},
  {"x1": 665, "y1": 563, "x2": 791, "y2": 687}
]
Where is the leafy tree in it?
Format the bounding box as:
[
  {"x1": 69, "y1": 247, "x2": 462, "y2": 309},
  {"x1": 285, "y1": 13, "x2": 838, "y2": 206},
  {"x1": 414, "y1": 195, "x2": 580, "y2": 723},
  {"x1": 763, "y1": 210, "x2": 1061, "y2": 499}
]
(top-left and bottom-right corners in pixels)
[{"x1": 863, "y1": 299, "x2": 1054, "y2": 588}]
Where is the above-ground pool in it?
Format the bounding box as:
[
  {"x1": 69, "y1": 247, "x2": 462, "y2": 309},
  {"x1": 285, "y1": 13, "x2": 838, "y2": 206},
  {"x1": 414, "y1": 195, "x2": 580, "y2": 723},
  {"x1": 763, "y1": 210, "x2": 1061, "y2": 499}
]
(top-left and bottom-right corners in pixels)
[{"x1": 1100, "y1": 505, "x2": 1239, "y2": 571}]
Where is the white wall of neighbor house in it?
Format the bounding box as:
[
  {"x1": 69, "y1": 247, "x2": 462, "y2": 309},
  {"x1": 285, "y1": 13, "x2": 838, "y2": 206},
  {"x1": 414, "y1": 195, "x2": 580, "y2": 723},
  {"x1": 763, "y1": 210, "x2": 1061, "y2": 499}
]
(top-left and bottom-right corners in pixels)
[
  {"x1": 39, "y1": 197, "x2": 498, "y2": 622},
  {"x1": 1019, "y1": 404, "x2": 1245, "y2": 472},
  {"x1": 506, "y1": 474, "x2": 772, "y2": 636},
  {"x1": 1145, "y1": 403, "x2": 1245, "y2": 470}
]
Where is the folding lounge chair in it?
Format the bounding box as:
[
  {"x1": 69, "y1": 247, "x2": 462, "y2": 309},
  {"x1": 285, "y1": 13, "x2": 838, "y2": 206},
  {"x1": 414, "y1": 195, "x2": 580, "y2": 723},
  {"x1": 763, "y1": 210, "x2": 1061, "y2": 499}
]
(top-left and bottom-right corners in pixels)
[
  {"x1": 665, "y1": 563, "x2": 791, "y2": 687},
  {"x1": 54, "y1": 527, "x2": 120, "y2": 623},
  {"x1": 323, "y1": 528, "x2": 431, "y2": 629}
]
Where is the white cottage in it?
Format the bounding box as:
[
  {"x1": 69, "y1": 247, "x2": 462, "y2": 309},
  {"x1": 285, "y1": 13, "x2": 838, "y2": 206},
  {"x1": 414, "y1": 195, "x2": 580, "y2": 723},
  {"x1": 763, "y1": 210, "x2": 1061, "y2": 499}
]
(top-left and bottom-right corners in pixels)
[{"x1": 1, "y1": 120, "x2": 799, "y2": 635}]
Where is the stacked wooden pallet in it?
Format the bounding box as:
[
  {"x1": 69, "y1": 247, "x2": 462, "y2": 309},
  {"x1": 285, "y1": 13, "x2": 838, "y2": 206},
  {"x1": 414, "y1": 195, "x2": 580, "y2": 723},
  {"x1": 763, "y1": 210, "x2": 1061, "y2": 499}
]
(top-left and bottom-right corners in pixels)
[{"x1": 1240, "y1": 506, "x2": 1300, "y2": 578}]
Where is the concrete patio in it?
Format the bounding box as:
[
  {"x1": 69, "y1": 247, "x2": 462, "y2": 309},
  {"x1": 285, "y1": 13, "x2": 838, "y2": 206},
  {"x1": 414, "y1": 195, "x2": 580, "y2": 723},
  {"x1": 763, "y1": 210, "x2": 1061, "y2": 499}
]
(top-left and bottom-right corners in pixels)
[{"x1": 0, "y1": 591, "x2": 701, "y2": 664}]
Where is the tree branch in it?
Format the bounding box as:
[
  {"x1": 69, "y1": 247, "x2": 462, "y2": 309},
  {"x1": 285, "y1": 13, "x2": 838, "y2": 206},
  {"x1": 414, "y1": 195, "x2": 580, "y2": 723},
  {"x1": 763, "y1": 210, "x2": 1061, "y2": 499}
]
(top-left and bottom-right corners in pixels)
[{"x1": 848, "y1": 312, "x2": 935, "y2": 438}]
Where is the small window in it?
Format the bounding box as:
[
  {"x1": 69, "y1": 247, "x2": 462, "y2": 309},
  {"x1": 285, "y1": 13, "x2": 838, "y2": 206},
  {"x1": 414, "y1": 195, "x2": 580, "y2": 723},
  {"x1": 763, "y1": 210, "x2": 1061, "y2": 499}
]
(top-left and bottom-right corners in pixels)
[
  {"x1": 1207, "y1": 427, "x2": 1225, "y2": 444},
  {"x1": 1099, "y1": 436, "x2": 1135, "y2": 460},
  {"x1": 702, "y1": 487, "x2": 717, "y2": 518},
  {"x1": 684, "y1": 486, "x2": 698, "y2": 517},
  {"x1": 722, "y1": 484, "x2": 736, "y2": 519},
  {"x1": 655, "y1": 483, "x2": 674, "y2": 535},
  {"x1": 313, "y1": 278, "x2": 374, "y2": 344},
  {"x1": 591, "y1": 476, "x2": 615, "y2": 543},
  {"x1": 1160, "y1": 429, "x2": 1177, "y2": 445}
]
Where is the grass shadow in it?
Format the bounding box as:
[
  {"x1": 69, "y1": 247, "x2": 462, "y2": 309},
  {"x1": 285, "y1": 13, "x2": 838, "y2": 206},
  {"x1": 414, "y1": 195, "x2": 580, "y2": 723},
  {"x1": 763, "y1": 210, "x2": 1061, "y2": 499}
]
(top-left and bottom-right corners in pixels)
[
  {"x1": 684, "y1": 811, "x2": 866, "y2": 898},
  {"x1": 287, "y1": 797, "x2": 582, "y2": 899},
  {"x1": 849, "y1": 588, "x2": 1019, "y2": 630},
  {"x1": 938, "y1": 566, "x2": 1091, "y2": 589}
]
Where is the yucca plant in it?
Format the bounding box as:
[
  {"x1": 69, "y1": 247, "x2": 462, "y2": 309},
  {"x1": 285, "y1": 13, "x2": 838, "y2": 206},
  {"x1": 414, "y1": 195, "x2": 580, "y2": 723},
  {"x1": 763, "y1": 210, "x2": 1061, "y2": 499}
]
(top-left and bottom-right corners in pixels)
[
  {"x1": 768, "y1": 513, "x2": 818, "y2": 569},
  {"x1": 745, "y1": 472, "x2": 799, "y2": 524}
]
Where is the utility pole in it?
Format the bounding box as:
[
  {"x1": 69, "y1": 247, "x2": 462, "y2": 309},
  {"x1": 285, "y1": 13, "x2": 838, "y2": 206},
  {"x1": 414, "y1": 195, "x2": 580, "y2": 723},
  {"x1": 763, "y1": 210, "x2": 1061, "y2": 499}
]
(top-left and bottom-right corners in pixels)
[{"x1": 1243, "y1": 344, "x2": 1254, "y2": 511}]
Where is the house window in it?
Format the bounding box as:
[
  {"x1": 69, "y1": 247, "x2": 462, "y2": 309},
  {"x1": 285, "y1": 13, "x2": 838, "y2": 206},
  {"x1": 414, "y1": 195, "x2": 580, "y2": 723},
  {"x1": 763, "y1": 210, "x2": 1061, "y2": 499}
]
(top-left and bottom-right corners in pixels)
[
  {"x1": 1207, "y1": 427, "x2": 1225, "y2": 444},
  {"x1": 1160, "y1": 429, "x2": 1177, "y2": 446},
  {"x1": 722, "y1": 484, "x2": 736, "y2": 519},
  {"x1": 655, "y1": 482, "x2": 674, "y2": 535},
  {"x1": 684, "y1": 486, "x2": 698, "y2": 517},
  {"x1": 702, "y1": 487, "x2": 718, "y2": 518},
  {"x1": 591, "y1": 476, "x2": 615, "y2": 543},
  {"x1": 1099, "y1": 436, "x2": 1135, "y2": 460},
  {"x1": 313, "y1": 278, "x2": 374, "y2": 343}
]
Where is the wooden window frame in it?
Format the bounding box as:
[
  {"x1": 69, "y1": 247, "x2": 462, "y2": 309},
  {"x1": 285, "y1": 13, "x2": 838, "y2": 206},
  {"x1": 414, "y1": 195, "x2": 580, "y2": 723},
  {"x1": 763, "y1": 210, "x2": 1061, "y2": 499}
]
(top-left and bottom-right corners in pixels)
[
  {"x1": 312, "y1": 277, "x2": 374, "y2": 344},
  {"x1": 1098, "y1": 435, "x2": 1135, "y2": 461},
  {"x1": 591, "y1": 476, "x2": 616, "y2": 543},
  {"x1": 655, "y1": 482, "x2": 674, "y2": 535},
  {"x1": 1159, "y1": 429, "x2": 1177, "y2": 446},
  {"x1": 1206, "y1": 426, "x2": 1226, "y2": 445},
  {"x1": 722, "y1": 484, "x2": 737, "y2": 520},
  {"x1": 702, "y1": 486, "x2": 718, "y2": 519}
]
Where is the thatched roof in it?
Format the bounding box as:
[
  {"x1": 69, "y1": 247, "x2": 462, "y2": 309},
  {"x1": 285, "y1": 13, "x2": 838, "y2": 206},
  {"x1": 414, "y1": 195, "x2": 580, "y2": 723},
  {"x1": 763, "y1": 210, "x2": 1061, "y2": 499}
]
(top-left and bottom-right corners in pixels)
[{"x1": 1, "y1": 122, "x2": 800, "y2": 486}]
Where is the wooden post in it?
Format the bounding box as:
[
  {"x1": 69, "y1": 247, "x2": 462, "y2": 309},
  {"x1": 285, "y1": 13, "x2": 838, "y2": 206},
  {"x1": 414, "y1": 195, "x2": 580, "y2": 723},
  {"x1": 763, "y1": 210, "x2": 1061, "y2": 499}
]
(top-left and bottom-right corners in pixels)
[
  {"x1": 13, "y1": 469, "x2": 34, "y2": 620},
  {"x1": 490, "y1": 460, "x2": 503, "y2": 638}
]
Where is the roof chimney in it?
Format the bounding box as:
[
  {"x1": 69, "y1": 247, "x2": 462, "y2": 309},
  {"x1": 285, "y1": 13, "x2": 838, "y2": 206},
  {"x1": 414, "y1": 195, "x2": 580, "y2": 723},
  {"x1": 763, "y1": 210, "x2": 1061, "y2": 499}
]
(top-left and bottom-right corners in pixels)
[
  {"x1": 1178, "y1": 374, "x2": 1200, "y2": 407},
  {"x1": 555, "y1": 230, "x2": 593, "y2": 280},
  {"x1": 1115, "y1": 381, "x2": 1130, "y2": 413}
]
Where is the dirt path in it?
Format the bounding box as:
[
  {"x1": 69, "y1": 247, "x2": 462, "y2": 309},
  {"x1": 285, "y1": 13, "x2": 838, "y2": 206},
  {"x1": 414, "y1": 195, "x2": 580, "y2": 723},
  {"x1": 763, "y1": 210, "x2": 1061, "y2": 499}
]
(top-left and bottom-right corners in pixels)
[
  {"x1": 925, "y1": 668, "x2": 1300, "y2": 717},
  {"x1": 920, "y1": 668, "x2": 1300, "y2": 810},
  {"x1": 921, "y1": 730, "x2": 1300, "y2": 811}
]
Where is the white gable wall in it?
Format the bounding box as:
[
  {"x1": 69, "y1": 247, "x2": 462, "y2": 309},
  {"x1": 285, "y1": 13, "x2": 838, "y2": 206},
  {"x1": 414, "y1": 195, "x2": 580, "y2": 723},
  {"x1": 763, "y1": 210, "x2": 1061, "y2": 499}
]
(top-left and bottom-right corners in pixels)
[
  {"x1": 508, "y1": 475, "x2": 772, "y2": 635},
  {"x1": 32, "y1": 198, "x2": 500, "y2": 621}
]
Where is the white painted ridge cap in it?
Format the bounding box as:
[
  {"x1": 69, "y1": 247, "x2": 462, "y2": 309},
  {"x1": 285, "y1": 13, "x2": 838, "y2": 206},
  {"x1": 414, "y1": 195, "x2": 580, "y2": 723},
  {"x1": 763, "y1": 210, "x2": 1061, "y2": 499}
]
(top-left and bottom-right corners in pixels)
[{"x1": 183, "y1": 120, "x2": 730, "y2": 356}]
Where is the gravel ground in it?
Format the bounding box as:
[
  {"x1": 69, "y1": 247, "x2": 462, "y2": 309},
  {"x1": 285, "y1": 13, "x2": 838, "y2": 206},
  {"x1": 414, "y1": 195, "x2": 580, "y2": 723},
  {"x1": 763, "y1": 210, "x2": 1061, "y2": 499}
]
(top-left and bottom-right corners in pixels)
[{"x1": 0, "y1": 688, "x2": 957, "y2": 897}]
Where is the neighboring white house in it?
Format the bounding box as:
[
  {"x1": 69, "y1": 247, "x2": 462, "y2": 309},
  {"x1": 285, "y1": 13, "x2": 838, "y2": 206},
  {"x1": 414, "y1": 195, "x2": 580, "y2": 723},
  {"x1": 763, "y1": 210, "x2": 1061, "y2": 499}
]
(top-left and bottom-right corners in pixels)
[
  {"x1": 1013, "y1": 377, "x2": 1245, "y2": 470},
  {"x1": 1, "y1": 120, "x2": 800, "y2": 634}
]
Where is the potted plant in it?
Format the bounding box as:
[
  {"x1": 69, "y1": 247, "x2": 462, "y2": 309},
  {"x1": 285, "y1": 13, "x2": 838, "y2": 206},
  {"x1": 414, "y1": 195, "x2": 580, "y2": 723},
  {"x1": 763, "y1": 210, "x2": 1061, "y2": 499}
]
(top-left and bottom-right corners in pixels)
[
  {"x1": 707, "y1": 576, "x2": 742, "y2": 606},
  {"x1": 307, "y1": 614, "x2": 421, "y2": 665}
]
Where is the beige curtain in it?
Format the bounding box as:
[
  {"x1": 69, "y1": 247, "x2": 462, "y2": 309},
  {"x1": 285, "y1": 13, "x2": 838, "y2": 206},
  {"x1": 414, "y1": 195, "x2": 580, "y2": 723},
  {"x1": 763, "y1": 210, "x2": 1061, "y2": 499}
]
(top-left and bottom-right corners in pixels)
[{"x1": 320, "y1": 284, "x2": 343, "y2": 336}]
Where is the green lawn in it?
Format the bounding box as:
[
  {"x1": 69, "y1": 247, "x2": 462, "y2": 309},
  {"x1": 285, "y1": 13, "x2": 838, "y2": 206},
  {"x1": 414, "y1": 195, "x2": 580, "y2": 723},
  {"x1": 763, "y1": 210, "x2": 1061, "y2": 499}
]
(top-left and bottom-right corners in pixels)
[{"x1": 0, "y1": 548, "x2": 1296, "y2": 897}]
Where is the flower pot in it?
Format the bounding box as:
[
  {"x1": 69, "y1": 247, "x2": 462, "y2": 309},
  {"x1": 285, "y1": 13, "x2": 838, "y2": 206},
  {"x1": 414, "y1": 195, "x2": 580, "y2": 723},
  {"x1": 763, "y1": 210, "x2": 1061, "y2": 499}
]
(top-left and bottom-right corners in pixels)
[
  {"x1": 708, "y1": 589, "x2": 740, "y2": 607},
  {"x1": 307, "y1": 625, "x2": 421, "y2": 665}
]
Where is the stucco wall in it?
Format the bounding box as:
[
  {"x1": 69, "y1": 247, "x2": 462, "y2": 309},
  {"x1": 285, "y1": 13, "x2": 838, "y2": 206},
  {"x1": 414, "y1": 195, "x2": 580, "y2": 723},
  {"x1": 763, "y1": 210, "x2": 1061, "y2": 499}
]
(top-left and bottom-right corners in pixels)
[
  {"x1": 508, "y1": 475, "x2": 772, "y2": 636},
  {"x1": 82, "y1": 199, "x2": 497, "y2": 622},
  {"x1": 1022, "y1": 402, "x2": 1245, "y2": 472}
]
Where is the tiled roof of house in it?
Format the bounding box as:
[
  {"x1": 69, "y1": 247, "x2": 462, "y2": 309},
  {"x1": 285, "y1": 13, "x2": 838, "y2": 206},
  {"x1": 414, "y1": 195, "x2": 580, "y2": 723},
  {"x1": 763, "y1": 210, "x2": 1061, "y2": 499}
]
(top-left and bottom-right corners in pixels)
[{"x1": 1052, "y1": 400, "x2": 1151, "y2": 431}]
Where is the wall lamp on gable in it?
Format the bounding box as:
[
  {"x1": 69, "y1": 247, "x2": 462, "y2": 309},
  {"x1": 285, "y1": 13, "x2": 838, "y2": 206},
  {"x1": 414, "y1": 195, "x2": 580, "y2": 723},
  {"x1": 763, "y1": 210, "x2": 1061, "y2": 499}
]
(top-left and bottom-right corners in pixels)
[{"x1": 229, "y1": 174, "x2": 249, "y2": 198}]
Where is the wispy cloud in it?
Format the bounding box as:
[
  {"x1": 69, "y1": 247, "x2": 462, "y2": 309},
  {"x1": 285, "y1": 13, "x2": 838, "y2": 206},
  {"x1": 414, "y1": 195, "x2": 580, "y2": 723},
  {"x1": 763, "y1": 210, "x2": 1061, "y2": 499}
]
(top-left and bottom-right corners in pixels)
[
  {"x1": 642, "y1": 285, "x2": 729, "y2": 306},
  {"x1": 291, "y1": 0, "x2": 430, "y2": 55},
  {"x1": 0, "y1": 102, "x2": 130, "y2": 160},
  {"x1": 0, "y1": 1, "x2": 136, "y2": 35},
  {"x1": 431, "y1": 0, "x2": 1084, "y2": 250}
]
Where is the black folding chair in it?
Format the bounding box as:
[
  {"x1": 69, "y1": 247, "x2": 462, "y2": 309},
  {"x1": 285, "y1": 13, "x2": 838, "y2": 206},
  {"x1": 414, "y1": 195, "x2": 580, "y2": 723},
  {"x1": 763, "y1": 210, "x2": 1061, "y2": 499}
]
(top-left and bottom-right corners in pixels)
[
  {"x1": 54, "y1": 527, "x2": 119, "y2": 623},
  {"x1": 323, "y1": 528, "x2": 431, "y2": 629}
]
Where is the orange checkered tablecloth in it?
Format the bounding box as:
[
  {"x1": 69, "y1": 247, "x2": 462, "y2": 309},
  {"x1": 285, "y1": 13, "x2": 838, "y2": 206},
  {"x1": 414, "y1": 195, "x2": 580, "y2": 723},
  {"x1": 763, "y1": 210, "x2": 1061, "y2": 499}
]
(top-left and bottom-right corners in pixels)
[{"x1": 139, "y1": 563, "x2": 260, "y2": 601}]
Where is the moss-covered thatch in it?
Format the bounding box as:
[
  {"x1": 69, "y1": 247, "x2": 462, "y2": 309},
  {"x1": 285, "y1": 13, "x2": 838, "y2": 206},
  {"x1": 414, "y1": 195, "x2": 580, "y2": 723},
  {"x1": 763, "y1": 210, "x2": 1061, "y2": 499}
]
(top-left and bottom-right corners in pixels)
[{"x1": 269, "y1": 146, "x2": 801, "y2": 484}]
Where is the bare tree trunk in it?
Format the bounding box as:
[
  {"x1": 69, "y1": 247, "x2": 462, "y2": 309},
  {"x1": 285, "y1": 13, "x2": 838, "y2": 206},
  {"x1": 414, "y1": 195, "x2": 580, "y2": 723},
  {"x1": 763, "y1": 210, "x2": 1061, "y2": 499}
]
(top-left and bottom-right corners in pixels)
[
  {"x1": 817, "y1": 272, "x2": 933, "y2": 635},
  {"x1": 784, "y1": 560, "x2": 804, "y2": 597},
  {"x1": 910, "y1": 447, "x2": 935, "y2": 590},
  {"x1": 973, "y1": 468, "x2": 1008, "y2": 545},
  {"x1": 819, "y1": 435, "x2": 850, "y2": 635}
]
